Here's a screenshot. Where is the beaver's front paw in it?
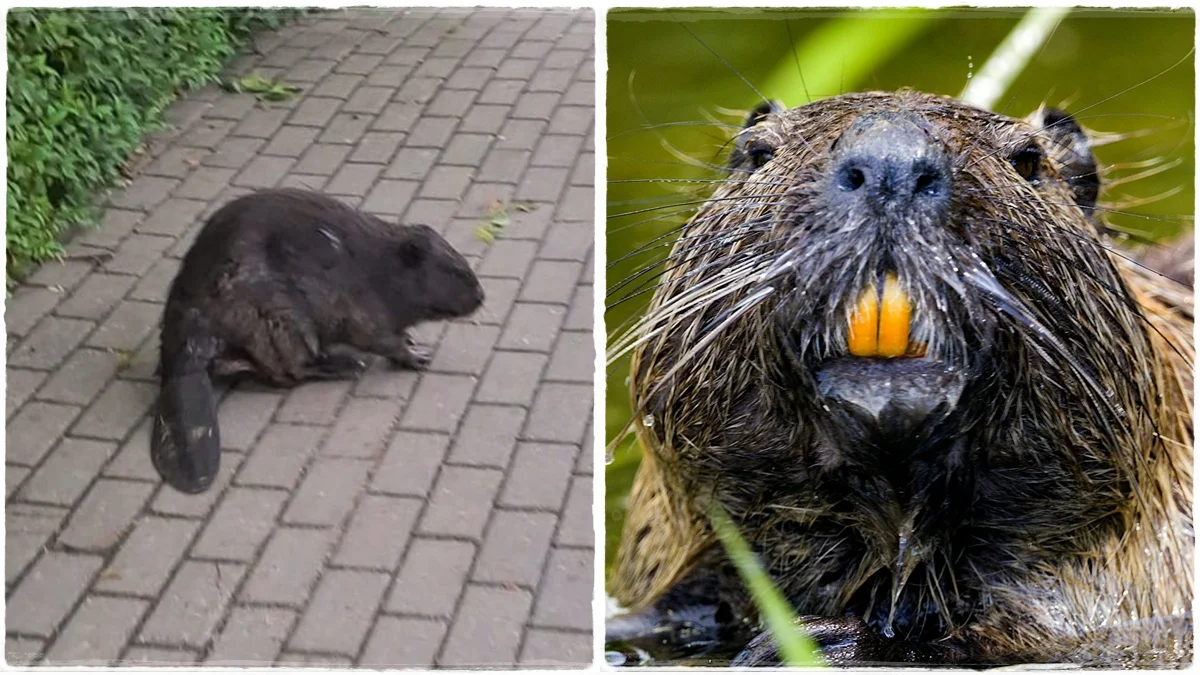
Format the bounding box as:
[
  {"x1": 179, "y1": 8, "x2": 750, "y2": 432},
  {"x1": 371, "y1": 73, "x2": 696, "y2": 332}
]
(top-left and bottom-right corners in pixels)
[
  {"x1": 389, "y1": 344, "x2": 432, "y2": 370},
  {"x1": 731, "y1": 616, "x2": 965, "y2": 667}
]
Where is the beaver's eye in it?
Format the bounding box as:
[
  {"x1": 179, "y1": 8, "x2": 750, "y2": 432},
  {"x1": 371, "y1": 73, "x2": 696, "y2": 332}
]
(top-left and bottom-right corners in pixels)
[
  {"x1": 747, "y1": 141, "x2": 775, "y2": 169},
  {"x1": 1011, "y1": 145, "x2": 1042, "y2": 182}
]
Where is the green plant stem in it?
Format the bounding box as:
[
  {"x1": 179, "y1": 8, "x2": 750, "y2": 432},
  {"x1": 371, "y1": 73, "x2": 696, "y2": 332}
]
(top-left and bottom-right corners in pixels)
[
  {"x1": 708, "y1": 501, "x2": 823, "y2": 667},
  {"x1": 960, "y1": 7, "x2": 1071, "y2": 110}
]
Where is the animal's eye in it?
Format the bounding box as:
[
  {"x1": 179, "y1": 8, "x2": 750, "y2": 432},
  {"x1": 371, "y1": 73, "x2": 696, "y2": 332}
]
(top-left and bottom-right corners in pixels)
[
  {"x1": 1011, "y1": 144, "x2": 1042, "y2": 182},
  {"x1": 747, "y1": 141, "x2": 775, "y2": 169}
]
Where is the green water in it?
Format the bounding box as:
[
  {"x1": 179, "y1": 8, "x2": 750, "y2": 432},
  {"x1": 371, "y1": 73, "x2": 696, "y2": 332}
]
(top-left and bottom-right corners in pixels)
[{"x1": 604, "y1": 8, "x2": 1195, "y2": 578}]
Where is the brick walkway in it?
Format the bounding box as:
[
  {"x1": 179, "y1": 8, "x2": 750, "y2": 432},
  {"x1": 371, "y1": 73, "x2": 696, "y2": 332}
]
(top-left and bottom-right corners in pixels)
[{"x1": 5, "y1": 8, "x2": 594, "y2": 668}]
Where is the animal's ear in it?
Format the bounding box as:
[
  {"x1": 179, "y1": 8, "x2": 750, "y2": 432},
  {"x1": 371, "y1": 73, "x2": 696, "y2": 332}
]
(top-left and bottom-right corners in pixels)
[
  {"x1": 1029, "y1": 107, "x2": 1100, "y2": 211},
  {"x1": 731, "y1": 100, "x2": 785, "y2": 171},
  {"x1": 395, "y1": 226, "x2": 434, "y2": 266}
]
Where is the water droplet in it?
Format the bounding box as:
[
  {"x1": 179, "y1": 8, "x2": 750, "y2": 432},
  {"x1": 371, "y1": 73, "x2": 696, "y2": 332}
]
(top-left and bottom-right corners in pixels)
[
  {"x1": 643, "y1": 414, "x2": 655, "y2": 428},
  {"x1": 605, "y1": 447, "x2": 616, "y2": 465}
]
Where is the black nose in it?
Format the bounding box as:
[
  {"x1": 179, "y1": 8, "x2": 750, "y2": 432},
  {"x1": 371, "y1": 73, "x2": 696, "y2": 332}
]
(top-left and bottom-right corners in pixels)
[{"x1": 830, "y1": 114, "x2": 952, "y2": 218}]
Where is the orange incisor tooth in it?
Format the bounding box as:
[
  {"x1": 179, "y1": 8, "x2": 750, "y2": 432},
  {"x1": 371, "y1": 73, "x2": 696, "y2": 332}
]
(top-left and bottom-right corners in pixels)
[
  {"x1": 848, "y1": 282, "x2": 879, "y2": 357},
  {"x1": 877, "y1": 273, "x2": 911, "y2": 357}
]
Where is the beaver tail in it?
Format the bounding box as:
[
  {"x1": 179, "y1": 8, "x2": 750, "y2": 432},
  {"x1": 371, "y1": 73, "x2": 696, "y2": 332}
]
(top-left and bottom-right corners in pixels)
[{"x1": 151, "y1": 303, "x2": 221, "y2": 494}]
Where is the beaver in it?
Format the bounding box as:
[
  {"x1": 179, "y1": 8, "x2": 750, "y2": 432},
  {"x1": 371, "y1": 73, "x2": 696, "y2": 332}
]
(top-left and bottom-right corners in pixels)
[
  {"x1": 606, "y1": 91, "x2": 1194, "y2": 667},
  {"x1": 152, "y1": 188, "x2": 485, "y2": 494}
]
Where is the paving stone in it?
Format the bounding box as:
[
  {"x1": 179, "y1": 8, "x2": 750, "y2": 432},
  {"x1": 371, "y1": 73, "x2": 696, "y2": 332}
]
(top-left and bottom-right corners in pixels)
[
  {"x1": 519, "y1": 627, "x2": 592, "y2": 666},
  {"x1": 475, "y1": 351, "x2": 546, "y2": 406},
  {"x1": 420, "y1": 165, "x2": 475, "y2": 201},
  {"x1": 474, "y1": 510, "x2": 557, "y2": 586},
  {"x1": 354, "y1": 366, "x2": 420, "y2": 399},
  {"x1": 478, "y1": 239, "x2": 538, "y2": 279},
  {"x1": 34, "y1": 351, "x2": 117, "y2": 409},
  {"x1": 291, "y1": 142, "x2": 350, "y2": 174},
  {"x1": 174, "y1": 166, "x2": 237, "y2": 201},
  {"x1": 498, "y1": 434, "x2": 568, "y2": 501},
  {"x1": 478, "y1": 149, "x2": 531, "y2": 184},
  {"x1": 233, "y1": 106, "x2": 291, "y2": 138},
  {"x1": 405, "y1": 117, "x2": 457, "y2": 148},
  {"x1": 321, "y1": 396, "x2": 402, "y2": 458},
  {"x1": 565, "y1": 283, "x2": 592, "y2": 331},
  {"x1": 262, "y1": 125, "x2": 322, "y2": 156},
  {"x1": 6, "y1": 636, "x2": 45, "y2": 666},
  {"x1": 312, "y1": 72, "x2": 365, "y2": 98},
  {"x1": 6, "y1": 465, "x2": 31, "y2": 499},
  {"x1": 7, "y1": 552, "x2": 103, "y2": 637},
  {"x1": 78, "y1": 208, "x2": 142, "y2": 249},
  {"x1": 9, "y1": 317, "x2": 94, "y2": 370},
  {"x1": 444, "y1": 404, "x2": 524, "y2": 468},
  {"x1": 275, "y1": 379, "x2": 350, "y2": 425},
  {"x1": 129, "y1": 257, "x2": 180, "y2": 303},
  {"x1": 386, "y1": 538, "x2": 475, "y2": 616},
  {"x1": 326, "y1": 162, "x2": 383, "y2": 196},
  {"x1": 334, "y1": 494, "x2": 421, "y2": 569},
  {"x1": 475, "y1": 277, "x2": 521, "y2": 325},
  {"x1": 430, "y1": 323, "x2": 499, "y2": 375},
  {"x1": 6, "y1": 287, "x2": 62, "y2": 337},
  {"x1": 532, "y1": 134, "x2": 585, "y2": 169},
  {"x1": 384, "y1": 148, "x2": 438, "y2": 182},
  {"x1": 337, "y1": 53, "x2": 385, "y2": 75},
  {"x1": 216, "y1": 389, "x2": 283, "y2": 450},
  {"x1": 18, "y1": 437, "x2": 115, "y2": 506},
  {"x1": 204, "y1": 136, "x2": 265, "y2": 169},
  {"x1": 521, "y1": 260, "x2": 583, "y2": 303},
  {"x1": 7, "y1": 401, "x2": 82, "y2": 466},
  {"x1": 349, "y1": 131, "x2": 405, "y2": 164},
  {"x1": 288, "y1": 569, "x2": 389, "y2": 655},
  {"x1": 95, "y1": 516, "x2": 201, "y2": 597},
  {"x1": 439, "y1": 585, "x2": 532, "y2": 667},
  {"x1": 282, "y1": 457, "x2": 371, "y2": 526},
  {"x1": 119, "y1": 647, "x2": 197, "y2": 666},
  {"x1": 288, "y1": 96, "x2": 343, "y2": 127},
  {"x1": 496, "y1": 119, "x2": 547, "y2": 152},
  {"x1": 403, "y1": 198, "x2": 458, "y2": 229},
  {"x1": 42, "y1": 595, "x2": 148, "y2": 666},
  {"x1": 71, "y1": 379, "x2": 155, "y2": 441},
  {"x1": 6, "y1": 370, "x2": 45, "y2": 421},
  {"x1": 361, "y1": 616, "x2": 448, "y2": 668},
  {"x1": 287, "y1": 58, "x2": 337, "y2": 83},
  {"x1": 233, "y1": 155, "x2": 294, "y2": 188},
  {"x1": 6, "y1": 502, "x2": 69, "y2": 584},
  {"x1": 525, "y1": 383, "x2": 592, "y2": 444},
  {"x1": 206, "y1": 606, "x2": 296, "y2": 666},
  {"x1": 109, "y1": 175, "x2": 178, "y2": 211},
  {"x1": 276, "y1": 652, "x2": 352, "y2": 667},
  {"x1": 372, "y1": 431, "x2": 449, "y2": 497},
  {"x1": 58, "y1": 478, "x2": 156, "y2": 551},
  {"x1": 557, "y1": 474, "x2": 594, "y2": 547},
  {"x1": 139, "y1": 561, "x2": 247, "y2": 647},
  {"x1": 546, "y1": 330, "x2": 593, "y2": 382},
  {"x1": 179, "y1": 119, "x2": 236, "y2": 149},
  {"x1": 516, "y1": 166, "x2": 570, "y2": 203},
  {"x1": 52, "y1": 274, "x2": 133, "y2": 321},
  {"x1": 498, "y1": 303, "x2": 565, "y2": 352},
  {"x1": 239, "y1": 526, "x2": 336, "y2": 606},
  {"x1": 398, "y1": 373, "x2": 475, "y2": 433},
  {"x1": 532, "y1": 547, "x2": 592, "y2": 631},
  {"x1": 362, "y1": 179, "x2": 418, "y2": 215},
  {"x1": 419, "y1": 466, "x2": 502, "y2": 538},
  {"x1": 192, "y1": 487, "x2": 289, "y2": 561},
  {"x1": 513, "y1": 92, "x2": 561, "y2": 120},
  {"x1": 236, "y1": 423, "x2": 323, "y2": 489},
  {"x1": 86, "y1": 300, "x2": 159, "y2": 351},
  {"x1": 151, "y1": 451, "x2": 243, "y2": 518},
  {"x1": 102, "y1": 418, "x2": 158, "y2": 481}
]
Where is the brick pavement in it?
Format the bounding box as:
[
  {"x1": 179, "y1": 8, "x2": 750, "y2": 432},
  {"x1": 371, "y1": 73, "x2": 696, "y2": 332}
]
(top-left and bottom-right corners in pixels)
[{"x1": 5, "y1": 8, "x2": 595, "y2": 668}]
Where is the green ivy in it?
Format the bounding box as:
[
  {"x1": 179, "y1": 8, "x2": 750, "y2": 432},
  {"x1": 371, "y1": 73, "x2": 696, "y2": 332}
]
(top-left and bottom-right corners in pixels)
[{"x1": 6, "y1": 8, "x2": 293, "y2": 286}]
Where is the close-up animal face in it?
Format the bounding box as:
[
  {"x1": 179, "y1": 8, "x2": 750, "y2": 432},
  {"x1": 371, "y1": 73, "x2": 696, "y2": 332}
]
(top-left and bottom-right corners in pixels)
[{"x1": 394, "y1": 224, "x2": 486, "y2": 320}]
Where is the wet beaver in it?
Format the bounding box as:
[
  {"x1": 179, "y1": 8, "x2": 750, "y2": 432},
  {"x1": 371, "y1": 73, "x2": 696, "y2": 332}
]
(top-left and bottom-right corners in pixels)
[
  {"x1": 152, "y1": 188, "x2": 485, "y2": 494},
  {"x1": 607, "y1": 91, "x2": 1194, "y2": 667}
]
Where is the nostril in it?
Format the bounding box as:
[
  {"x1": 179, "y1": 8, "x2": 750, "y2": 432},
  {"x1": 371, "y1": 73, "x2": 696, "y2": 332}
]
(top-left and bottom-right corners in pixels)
[
  {"x1": 838, "y1": 166, "x2": 866, "y2": 192},
  {"x1": 914, "y1": 171, "x2": 937, "y2": 194}
]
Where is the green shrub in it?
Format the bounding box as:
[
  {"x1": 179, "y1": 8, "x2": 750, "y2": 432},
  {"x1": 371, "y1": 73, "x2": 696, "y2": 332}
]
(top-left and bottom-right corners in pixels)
[{"x1": 6, "y1": 8, "x2": 292, "y2": 285}]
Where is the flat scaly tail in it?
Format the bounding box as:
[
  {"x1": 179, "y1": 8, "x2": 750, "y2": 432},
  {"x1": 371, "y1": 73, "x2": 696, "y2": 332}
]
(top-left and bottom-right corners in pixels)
[{"x1": 151, "y1": 303, "x2": 221, "y2": 493}]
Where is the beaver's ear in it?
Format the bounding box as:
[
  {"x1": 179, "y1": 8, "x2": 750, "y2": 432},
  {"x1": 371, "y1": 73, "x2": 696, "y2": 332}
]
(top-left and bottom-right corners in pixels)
[
  {"x1": 395, "y1": 226, "x2": 433, "y2": 267},
  {"x1": 731, "y1": 100, "x2": 785, "y2": 170},
  {"x1": 1031, "y1": 108, "x2": 1100, "y2": 211}
]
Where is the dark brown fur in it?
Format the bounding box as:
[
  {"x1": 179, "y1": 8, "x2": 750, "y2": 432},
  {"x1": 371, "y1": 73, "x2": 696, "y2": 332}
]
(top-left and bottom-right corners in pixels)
[
  {"x1": 152, "y1": 188, "x2": 484, "y2": 493},
  {"x1": 609, "y1": 91, "x2": 1193, "y2": 667}
]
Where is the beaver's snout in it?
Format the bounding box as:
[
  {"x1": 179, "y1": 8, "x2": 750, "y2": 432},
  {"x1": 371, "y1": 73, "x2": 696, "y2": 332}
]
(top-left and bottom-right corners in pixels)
[{"x1": 829, "y1": 113, "x2": 952, "y2": 222}]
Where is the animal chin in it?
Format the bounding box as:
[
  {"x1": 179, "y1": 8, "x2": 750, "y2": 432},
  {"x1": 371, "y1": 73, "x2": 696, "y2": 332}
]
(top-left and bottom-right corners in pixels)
[{"x1": 812, "y1": 272, "x2": 968, "y2": 442}]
